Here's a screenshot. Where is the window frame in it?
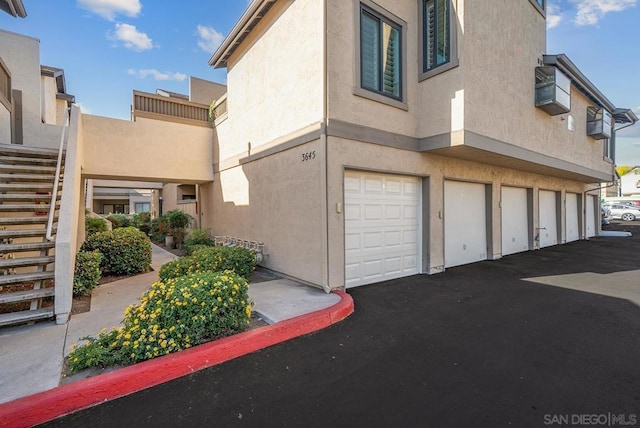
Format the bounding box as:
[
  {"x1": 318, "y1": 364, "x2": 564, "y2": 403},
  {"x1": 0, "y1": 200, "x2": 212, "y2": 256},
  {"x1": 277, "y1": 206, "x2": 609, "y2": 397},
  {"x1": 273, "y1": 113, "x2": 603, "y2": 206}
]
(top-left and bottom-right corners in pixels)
[
  {"x1": 419, "y1": 0, "x2": 459, "y2": 80},
  {"x1": 528, "y1": 0, "x2": 546, "y2": 17},
  {"x1": 0, "y1": 57, "x2": 11, "y2": 111},
  {"x1": 134, "y1": 202, "x2": 151, "y2": 213},
  {"x1": 354, "y1": 0, "x2": 408, "y2": 110}
]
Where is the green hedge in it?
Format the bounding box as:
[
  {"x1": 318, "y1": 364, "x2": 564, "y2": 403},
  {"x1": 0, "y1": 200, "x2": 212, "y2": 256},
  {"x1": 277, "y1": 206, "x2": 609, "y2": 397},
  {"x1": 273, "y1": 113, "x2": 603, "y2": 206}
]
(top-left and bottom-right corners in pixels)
[
  {"x1": 85, "y1": 217, "x2": 108, "y2": 236},
  {"x1": 80, "y1": 227, "x2": 151, "y2": 276},
  {"x1": 105, "y1": 213, "x2": 132, "y2": 229},
  {"x1": 159, "y1": 246, "x2": 256, "y2": 282},
  {"x1": 67, "y1": 271, "x2": 252, "y2": 371},
  {"x1": 73, "y1": 251, "x2": 103, "y2": 296},
  {"x1": 183, "y1": 228, "x2": 214, "y2": 255}
]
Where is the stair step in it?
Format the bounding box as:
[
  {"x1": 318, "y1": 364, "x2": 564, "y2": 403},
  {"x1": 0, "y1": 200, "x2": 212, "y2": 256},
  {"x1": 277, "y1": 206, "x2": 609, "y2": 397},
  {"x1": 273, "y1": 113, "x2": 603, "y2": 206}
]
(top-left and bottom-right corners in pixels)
[
  {"x1": 0, "y1": 242, "x2": 56, "y2": 253},
  {"x1": 0, "y1": 164, "x2": 58, "y2": 174},
  {"x1": 0, "y1": 308, "x2": 54, "y2": 327},
  {"x1": 0, "y1": 173, "x2": 57, "y2": 183},
  {"x1": 0, "y1": 193, "x2": 60, "y2": 202},
  {"x1": 0, "y1": 256, "x2": 55, "y2": 269},
  {"x1": 0, "y1": 144, "x2": 61, "y2": 160},
  {"x1": 0, "y1": 229, "x2": 52, "y2": 239},
  {"x1": 0, "y1": 155, "x2": 59, "y2": 166},
  {"x1": 0, "y1": 183, "x2": 59, "y2": 192},
  {"x1": 0, "y1": 217, "x2": 58, "y2": 226},
  {"x1": 0, "y1": 204, "x2": 53, "y2": 212},
  {"x1": 0, "y1": 272, "x2": 55, "y2": 288}
]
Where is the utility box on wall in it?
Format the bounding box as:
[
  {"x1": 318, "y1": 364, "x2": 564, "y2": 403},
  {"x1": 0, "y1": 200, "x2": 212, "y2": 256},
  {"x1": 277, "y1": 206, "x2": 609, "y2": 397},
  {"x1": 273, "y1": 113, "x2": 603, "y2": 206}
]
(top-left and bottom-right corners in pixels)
[
  {"x1": 586, "y1": 106, "x2": 612, "y2": 140},
  {"x1": 535, "y1": 66, "x2": 571, "y2": 116}
]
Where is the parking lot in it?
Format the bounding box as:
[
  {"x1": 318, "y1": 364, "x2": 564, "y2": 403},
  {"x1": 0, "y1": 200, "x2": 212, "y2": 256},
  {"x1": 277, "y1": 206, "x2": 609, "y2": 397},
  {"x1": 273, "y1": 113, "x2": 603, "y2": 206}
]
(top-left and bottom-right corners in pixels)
[{"x1": 46, "y1": 222, "x2": 640, "y2": 427}]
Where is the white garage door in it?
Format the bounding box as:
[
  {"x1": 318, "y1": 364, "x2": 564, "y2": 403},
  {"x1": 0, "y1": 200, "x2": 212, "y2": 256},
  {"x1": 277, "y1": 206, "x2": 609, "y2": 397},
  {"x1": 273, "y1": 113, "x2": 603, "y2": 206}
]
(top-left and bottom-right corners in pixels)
[
  {"x1": 344, "y1": 171, "x2": 421, "y2": 288},
  {"x1": 539, "y1": 190, "x2": 558, "y2": 248},
  {"x1": 566, "y1": 193, "x2": 580, "y2": 242},
  {"x1": 586, "y1": 195, "x2": 597, "y2": 238},
  {"x1": 501, "y1": 187, "x2": 529, "y2": 256},
  {"x1": 445, "y1": 181, "x2": 487, "y2": 268}
]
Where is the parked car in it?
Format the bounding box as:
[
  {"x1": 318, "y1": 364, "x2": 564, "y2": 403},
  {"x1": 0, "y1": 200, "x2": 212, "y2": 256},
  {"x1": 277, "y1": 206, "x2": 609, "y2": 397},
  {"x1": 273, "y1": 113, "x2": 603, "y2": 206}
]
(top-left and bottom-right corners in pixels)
[{"x1": 604, "y1": 204, "x2": 640, "y2": 221}]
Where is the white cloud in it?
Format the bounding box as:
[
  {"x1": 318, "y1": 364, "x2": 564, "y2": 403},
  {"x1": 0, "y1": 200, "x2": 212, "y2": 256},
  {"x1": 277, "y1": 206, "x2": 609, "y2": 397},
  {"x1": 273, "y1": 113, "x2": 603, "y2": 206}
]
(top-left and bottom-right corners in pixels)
[
  {"x1": 571, "y1": 0, "x2": 637, "y2": 26},
  {"x1": 110, "y1": 23, "x2": 154, "y2": 51},
  {"x1": 546, "y1": 4, "x2": 563, "y2": 28},
  {"x1": 77, "y1": 0, "x2": 141, "y2": 21},
  {"x1": 196, "y1": 25, "x2": 224, "y2": 53},
  {"x1": 127, "y1": 69, "x2": 187, "y2": 81}
]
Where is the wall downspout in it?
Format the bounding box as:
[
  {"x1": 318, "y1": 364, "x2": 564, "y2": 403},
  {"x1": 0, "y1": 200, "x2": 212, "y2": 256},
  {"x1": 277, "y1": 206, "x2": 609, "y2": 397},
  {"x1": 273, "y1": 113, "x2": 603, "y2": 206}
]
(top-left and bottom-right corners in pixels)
[{"x1": 321, "y1": 0, "x2": 331, "y2": 293}]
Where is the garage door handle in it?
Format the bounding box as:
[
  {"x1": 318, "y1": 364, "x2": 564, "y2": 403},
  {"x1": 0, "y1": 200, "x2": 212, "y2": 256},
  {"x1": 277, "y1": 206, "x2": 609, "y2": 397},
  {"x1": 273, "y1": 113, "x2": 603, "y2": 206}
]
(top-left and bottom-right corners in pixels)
[{"x1": 536, "y1": 227, "x2": 547, "y2": 230}]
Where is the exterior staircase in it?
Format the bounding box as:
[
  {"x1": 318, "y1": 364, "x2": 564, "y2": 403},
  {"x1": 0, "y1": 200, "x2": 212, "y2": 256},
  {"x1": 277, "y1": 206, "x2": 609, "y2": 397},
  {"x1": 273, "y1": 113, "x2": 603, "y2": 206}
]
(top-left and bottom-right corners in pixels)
[{"x1": 0, "y1": 144, "x2": 63, "y2": 327}]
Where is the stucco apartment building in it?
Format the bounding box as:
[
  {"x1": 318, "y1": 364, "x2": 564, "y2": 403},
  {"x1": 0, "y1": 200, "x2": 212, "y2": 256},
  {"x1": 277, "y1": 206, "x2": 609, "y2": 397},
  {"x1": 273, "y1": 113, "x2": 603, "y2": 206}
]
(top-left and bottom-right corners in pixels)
[{"x1": 199, "y1": 0, "x2": 637, "y2": 291}]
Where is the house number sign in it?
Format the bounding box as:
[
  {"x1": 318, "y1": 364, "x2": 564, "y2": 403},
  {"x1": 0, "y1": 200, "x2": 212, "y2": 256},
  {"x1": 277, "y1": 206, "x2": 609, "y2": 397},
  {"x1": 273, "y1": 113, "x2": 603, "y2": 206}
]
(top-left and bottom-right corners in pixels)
[{"x1": 301, "y1": 151, "x2": 316, "y2": 162}]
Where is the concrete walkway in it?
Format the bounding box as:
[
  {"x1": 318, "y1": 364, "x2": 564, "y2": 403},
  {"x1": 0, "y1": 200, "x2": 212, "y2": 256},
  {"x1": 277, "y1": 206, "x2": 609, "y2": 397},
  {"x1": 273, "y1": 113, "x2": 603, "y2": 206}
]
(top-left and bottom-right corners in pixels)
[{"x1": 0, "y1": 244, "x2": 338, "y2": 405}]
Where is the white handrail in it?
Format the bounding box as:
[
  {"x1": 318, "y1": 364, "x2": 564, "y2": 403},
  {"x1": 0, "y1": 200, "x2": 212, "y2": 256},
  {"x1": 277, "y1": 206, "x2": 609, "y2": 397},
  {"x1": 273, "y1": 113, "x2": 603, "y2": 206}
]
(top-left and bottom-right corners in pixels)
[{"x1": 46, "y1": 107, "x2": 69, "y2": 241}]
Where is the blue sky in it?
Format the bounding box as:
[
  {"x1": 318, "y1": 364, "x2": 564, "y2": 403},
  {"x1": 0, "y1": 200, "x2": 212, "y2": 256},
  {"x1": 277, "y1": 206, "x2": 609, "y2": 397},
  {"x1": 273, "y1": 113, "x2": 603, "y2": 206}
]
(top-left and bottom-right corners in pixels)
[{"x1": 1, "y1": 0, "x2": 639, "y2": 165}]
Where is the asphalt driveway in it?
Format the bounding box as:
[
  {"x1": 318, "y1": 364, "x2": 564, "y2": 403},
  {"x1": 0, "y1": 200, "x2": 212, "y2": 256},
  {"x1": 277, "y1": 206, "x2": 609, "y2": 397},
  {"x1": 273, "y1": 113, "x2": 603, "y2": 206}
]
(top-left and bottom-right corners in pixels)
[{"x1": 45, "y1": 223, "x2": 640, "y2": 427}]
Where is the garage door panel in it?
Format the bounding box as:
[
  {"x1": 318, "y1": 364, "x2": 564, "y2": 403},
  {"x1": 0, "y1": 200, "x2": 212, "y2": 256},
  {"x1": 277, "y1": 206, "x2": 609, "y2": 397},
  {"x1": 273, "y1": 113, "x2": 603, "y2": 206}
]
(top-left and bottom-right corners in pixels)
[
  {"x1": 539, "y1": 190, "x2": 558, "y2": 248},
  {"x1": 345, "y1": 171, "x2": 421, "y2": 288},
  {"x1": 445, "y1": 181, "x2": 487, "y2": 268},
  {"x1": 566, "y1": 193, "x2": 580, "y2": 242},
  {"x1": 501, "y1": 187, "x2": 529, "y2": 256}
]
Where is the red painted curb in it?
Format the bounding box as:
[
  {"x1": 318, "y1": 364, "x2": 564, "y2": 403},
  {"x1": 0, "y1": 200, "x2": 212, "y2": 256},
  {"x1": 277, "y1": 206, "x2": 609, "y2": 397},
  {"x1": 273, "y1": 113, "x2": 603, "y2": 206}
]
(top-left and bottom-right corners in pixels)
[{"x1": 0, "y1": 291, "x2": 353, "y2": 428}]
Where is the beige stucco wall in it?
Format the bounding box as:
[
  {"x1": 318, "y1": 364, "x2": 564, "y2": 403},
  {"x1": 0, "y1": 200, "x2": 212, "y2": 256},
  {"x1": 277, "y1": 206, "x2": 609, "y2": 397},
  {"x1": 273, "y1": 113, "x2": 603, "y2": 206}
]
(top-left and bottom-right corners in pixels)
[
  {"x1": 0, "y1": 104, "x2": 9, "y2": 143},
  {"x1": 189, "y1": 77, "x2": 226, "y2": 105},
  {"x1": 81, "y1": 115, "x2": 214, "y2": 183},
  {"x1": 217, "y1": 0, "x2": 324, "y2": 161},
  {"x1": 40, "y1": 75, "x2": 57, "y2": 124},
  {"x1": 0, "y1": 30, "x2": 63, "y2": 149},
  {"x1": 327, "y1": 0, "x2": 418, "y2": 136},
  {"x1": 204, "y1": 139, "x2": 327, "y2": 286},
  {"x1": 462, "y1": 0, "x2": 609, "y2": 175},
  {"x1": 326, "y1": 136, "x2": 593, "y2": 288}
]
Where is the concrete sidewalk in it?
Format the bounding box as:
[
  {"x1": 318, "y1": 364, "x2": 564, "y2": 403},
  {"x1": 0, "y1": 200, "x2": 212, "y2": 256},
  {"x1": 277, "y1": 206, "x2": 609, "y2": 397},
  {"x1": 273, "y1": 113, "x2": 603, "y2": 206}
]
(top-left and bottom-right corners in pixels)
[{"x1": 0, "y1": 244, "x2": 339, "y2": 405}]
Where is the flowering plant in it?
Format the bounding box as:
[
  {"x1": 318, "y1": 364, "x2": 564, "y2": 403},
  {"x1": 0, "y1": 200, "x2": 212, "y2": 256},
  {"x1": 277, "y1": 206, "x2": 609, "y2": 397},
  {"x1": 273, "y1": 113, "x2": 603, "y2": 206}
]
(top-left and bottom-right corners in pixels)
[{"x1": 67, "y1": 271, "x2": 252, "y2": 372}]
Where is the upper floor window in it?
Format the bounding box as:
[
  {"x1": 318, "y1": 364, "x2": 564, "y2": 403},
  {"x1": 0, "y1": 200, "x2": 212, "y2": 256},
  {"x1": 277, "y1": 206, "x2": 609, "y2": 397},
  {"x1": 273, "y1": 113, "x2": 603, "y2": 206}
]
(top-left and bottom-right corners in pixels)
[
  {"x1": 0, "y1": 58, "x2": 10, "y2": 110},
  {"x1": 360, "y1": 4, "x2": 402, "y2": 100},
  {"x1": 535, "y1": 0, "x2": 545, "y2": 10},
  {"x1": 423, "y1": 0, "x2": 450, "y2": 72}
]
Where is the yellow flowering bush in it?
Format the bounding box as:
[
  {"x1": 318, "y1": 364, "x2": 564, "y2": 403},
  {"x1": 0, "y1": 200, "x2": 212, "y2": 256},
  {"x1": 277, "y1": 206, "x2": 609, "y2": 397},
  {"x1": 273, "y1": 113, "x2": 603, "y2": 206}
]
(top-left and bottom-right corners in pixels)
[
  {"x1": 159, "y1": 246, "x2": 256, "y2": 282},
  {"x1": 67, "y1": 270, "x2": 252, "y2": 372}
]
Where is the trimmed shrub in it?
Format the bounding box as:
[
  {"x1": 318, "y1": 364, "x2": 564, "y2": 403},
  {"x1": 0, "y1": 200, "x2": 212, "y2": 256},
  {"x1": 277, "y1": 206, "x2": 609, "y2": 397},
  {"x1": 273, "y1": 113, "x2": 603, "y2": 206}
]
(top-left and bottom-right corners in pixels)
[
  {"x1": 159, "y1": 246, "x2": 256, "y2": 282},
  {"x1": 149, "y1": 217, "x2": 169, "y2": 242},
  {"x1": 85, "y1": 217, "x2": 108, "y2": 236},
  {"x1": 184, "y1": 244, "x2": 211, "y2": 256},
  {"x1": 73, "y1": 251, "x2": 103, "y2": 296},
  {"x1": 184, "y1": 228, "x2": 214, "y2": 255},
  {"x1": 105, "y1": 213, "x2": 132, "y2": 229},
  {"x1": 132, "y1": 212, "x2": 151, "y2": 235},
  {"x1": 80, "y1": 227, "x2": 151, "y2": 276},
  {"x1": 66, "y1": 271, "x2": 252, "y2": 371}
]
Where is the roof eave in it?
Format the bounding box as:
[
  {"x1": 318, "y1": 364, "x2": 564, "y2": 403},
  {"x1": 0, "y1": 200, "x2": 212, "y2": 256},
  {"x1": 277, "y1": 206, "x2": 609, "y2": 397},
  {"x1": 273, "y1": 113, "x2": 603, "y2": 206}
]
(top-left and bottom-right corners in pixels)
[
  {"x1": 613, "y1": 108, "x2": 639, "y2": 125},
  {"x1": 208, "y1": 0, "x2": 277, "y2": 69}
]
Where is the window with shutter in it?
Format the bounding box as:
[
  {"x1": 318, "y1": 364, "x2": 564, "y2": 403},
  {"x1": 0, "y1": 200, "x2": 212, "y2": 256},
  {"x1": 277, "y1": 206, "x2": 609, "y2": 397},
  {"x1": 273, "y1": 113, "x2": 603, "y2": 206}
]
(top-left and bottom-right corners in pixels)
[
  {"x1": 359, "y1": 4, "x2": 402, "y2": 100},
  {"x1": 423, "y1": 0, "x2": 450, "y2": 72}
]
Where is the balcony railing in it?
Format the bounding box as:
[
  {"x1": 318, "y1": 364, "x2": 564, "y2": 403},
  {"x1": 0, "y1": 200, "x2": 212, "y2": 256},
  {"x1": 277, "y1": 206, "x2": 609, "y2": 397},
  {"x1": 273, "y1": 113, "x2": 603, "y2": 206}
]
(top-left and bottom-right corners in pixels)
[{"x1": 132, "y1": 90, "x2": 210, "y2": 127}]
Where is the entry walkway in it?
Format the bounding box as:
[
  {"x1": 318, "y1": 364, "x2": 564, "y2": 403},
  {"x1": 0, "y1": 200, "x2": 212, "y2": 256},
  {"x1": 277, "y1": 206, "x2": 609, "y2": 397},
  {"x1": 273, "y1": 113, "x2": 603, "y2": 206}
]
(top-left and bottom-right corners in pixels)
[{"x1": 0, "y1": 244, "x2": 339, "y2": 405}]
